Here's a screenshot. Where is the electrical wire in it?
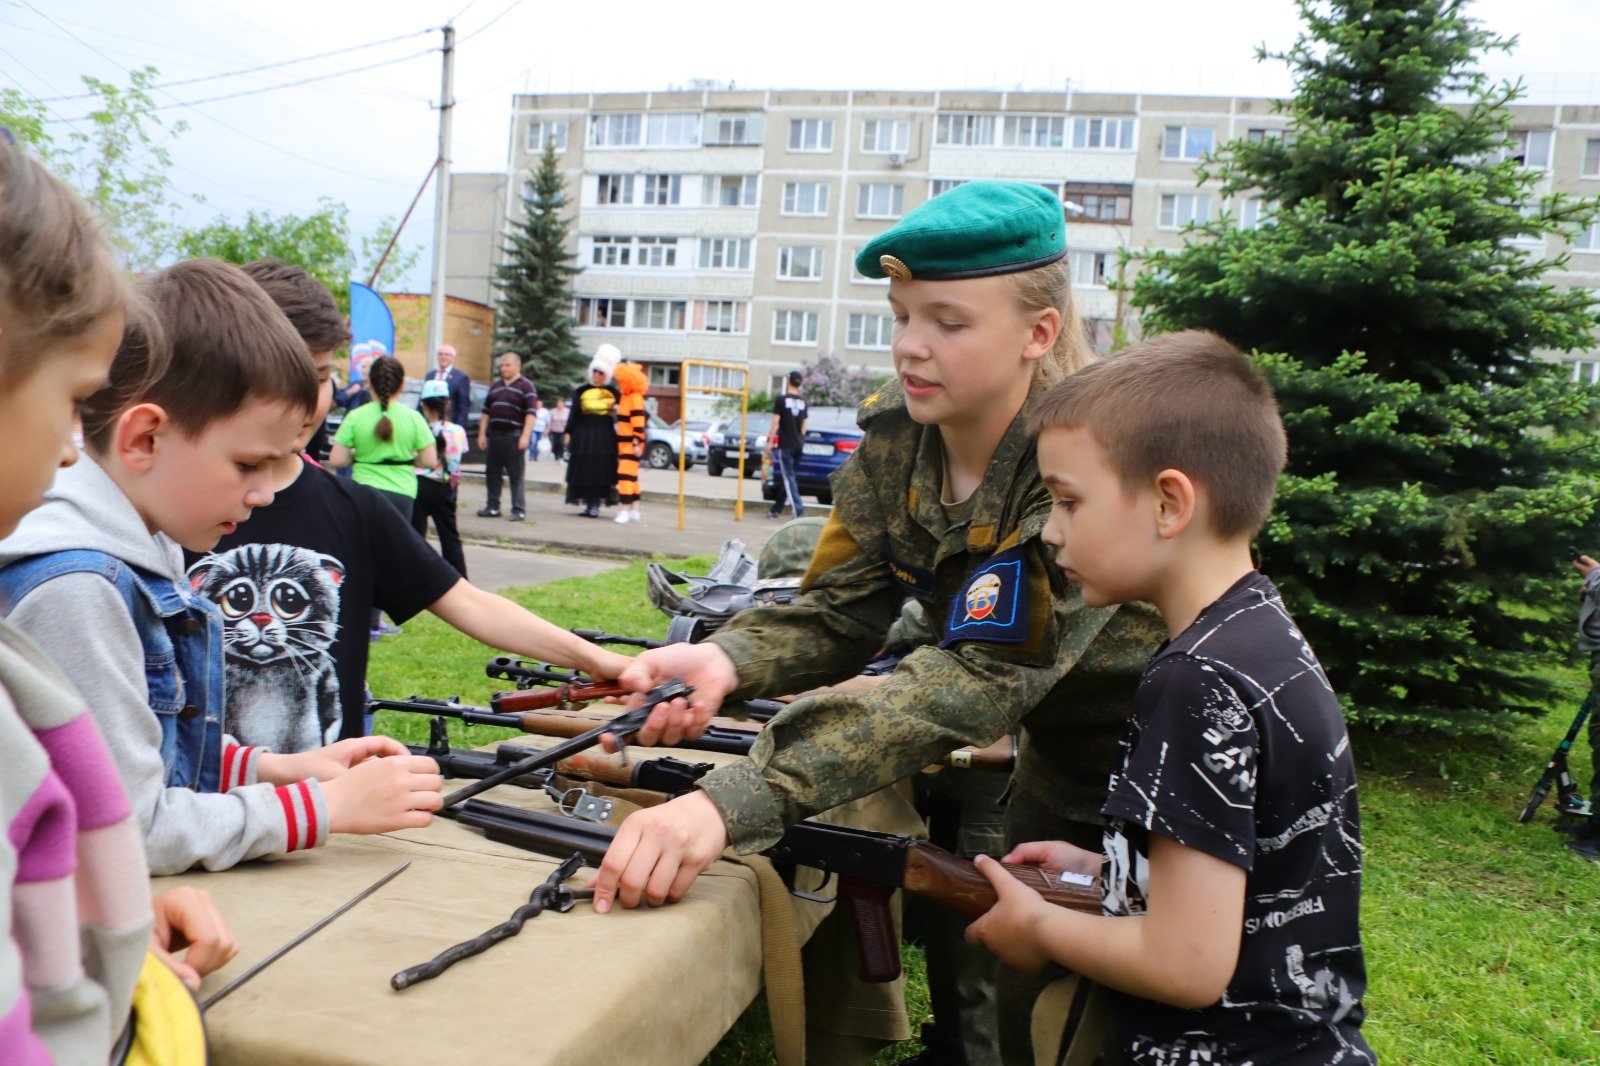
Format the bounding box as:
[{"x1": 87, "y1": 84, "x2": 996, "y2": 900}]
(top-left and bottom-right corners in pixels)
[{"x1": 456, "y1": 0, "x2": 523, "y2": 45}]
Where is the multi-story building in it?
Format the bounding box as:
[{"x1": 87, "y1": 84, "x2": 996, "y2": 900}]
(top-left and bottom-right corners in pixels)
[{"x1": 447, "y1": 88, "x2": 1600, "y2": 416}]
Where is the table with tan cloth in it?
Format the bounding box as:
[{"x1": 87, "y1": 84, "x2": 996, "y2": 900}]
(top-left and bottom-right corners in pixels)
[{"x1": 158, "y1": 743, "x2": 924, "y2": 1065}]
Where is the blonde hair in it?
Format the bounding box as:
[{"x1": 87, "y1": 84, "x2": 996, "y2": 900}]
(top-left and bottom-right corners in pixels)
[
  {"x1": 1008, "y1": 257, "x2": 1096, "y2": 388},
  {"x1": 0, "y1": 141, "x2": 128, "y2": 388}
]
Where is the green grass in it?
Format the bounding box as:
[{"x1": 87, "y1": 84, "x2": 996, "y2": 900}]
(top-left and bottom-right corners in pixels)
[{"x1": 370, "y1": 560, "x2": 1600, "y2": 1064}]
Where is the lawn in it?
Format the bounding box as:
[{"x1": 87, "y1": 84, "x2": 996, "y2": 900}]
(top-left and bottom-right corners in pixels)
[{"x1": 369, "y1": 559, "x2": 1600, "y2": 1065}]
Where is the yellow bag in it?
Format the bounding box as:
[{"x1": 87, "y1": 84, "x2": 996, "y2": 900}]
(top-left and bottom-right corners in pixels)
[{"x1": 119, "y1": 952, "x2": 207, "y2": 1066}]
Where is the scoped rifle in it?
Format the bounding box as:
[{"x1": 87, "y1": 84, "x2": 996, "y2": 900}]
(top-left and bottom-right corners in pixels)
[{"x1": 449, "y1": 800, "x2": 1100, "y2": 983}]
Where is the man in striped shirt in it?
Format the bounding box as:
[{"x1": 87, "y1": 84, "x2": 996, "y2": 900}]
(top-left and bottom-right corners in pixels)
[{"x1": 477, "y1": 351, "x2": 538, "y2": 521}]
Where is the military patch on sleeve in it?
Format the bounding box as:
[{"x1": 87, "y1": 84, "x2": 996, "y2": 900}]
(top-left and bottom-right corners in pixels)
[
  {"x1": 941, "y1": 545, "x2": 1029, "y2": 647},
  {"x1": 886, "y1": 550, "x2": 936, "y2": 596}
]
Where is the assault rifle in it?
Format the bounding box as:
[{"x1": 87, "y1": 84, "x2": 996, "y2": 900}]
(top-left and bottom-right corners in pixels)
[
  {"x1": 410, "y1": 737, "x2": 713, "y2": 799},
  {"x1": 485, "y1": 656, "x2": 785, "y2": 722},
  {"x1": 447, "y1": 799, "x2": 1100, "y2": 983},
  {"x1": 370, "y1": 696, "x2": 760, "y2": 756}
]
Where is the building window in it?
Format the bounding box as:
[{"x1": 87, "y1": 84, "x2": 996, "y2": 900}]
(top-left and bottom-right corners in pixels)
[
  {"x1": 852, "y1": 248, "x2": 890, "y2": 284},
  {"x1": 935, "y1": 112, "x2": 995, "y2": 146},
  {"x1": 1240, "y1": 198, "x2": 1279, "y2": 229},
  {"x1": 703, "y1": 173, "x2": 758, "y2": 207},
  {"x1": 699, "y1": 300, "x2": 748, "y2": 333},
  {"x1": 929, "y1": 177, "x2": 968, "y2": 197},
  {"x1": 1584, "y1": 139, "x2": 1600, "y2": 178},
  {"x1": 699, "y1": 237, "x2": 752, "y2": 270},
  {"x1": 861, "y1": 119, "x2": 910, "y2": 154},
  {"x1": 1034, "y1": 181, "x2": 1062, "y2": 200},
  {"x1": 596, "y1": 174, "x2": 633, "y2": 205},
  {"x1": 1245, "y1": 126, "x2": 1289, "y2": 145},
  {"x1": 782, "y1": 181, "x2": 830, "y2": 216},
  {"x1": 1575, "y1": 222, "x2": 1600, "y2": 252},
  {"x1": 773, "y1": 310, "x2": 820, "y2": 345},
  {"x1": 576, "y1": 297, "x2": 627, "y2": 328},
  {"x1": 589, "y1": 113, "x2": 642, "y2": 147},
  {"x1": 707, "y1": 114, "x2": 758, "y2": 145},
  {"x1": 645, "y1": 112, "x2": 701, "y2": 147},
  {"x1": 635, "y1": 299, "x2": 687, "y2": 331},
  {"x1": 635, "y1": 236, "x2": 678, "y2": 268},
  {"x1": 1158, "y1": 193, "x2": 1211, "y2": 229},
  {"x1": 847, "y1": 313, "x2": 894, "y2": 349},
  {"x1": 686, "y1": 363, "x2": 748, "y2": 391},
  {"x1": 1069, "y1": 251, "x2": 1109, "y2": 288},
  {"x1": 1063, "y1": 182, "x2": 1132, "y2": 223},
  {"x1": 642, "y1": 174, "x2": 682, "y2": 205},
  {"x1": 648, "y1": 364, "x2": 681, "y2": 387},
  {"x1": 1572, "y1": 360, "x2": 1600, "y2": 385},
  {"x1": 1161, "y1": 125, "x2": 1215, "y2": 161},
  {"x1": 1003, "y1": 115, "x2": 1066, "y2": 148},
  {"x1": 591, "y1": 235, "x2": 632, "y2": 266},
  {"x1": 778, "y1": 245, "x2": 824, "y2": 280},
  {"x1": 1071, "y1": 116, "x2": 1134, "y2": 151},
  {"x1": 857, "y1": 183, "x2": 905, "y2": 219},
  {"x1": 1495, "y1": 129, "x2": 1553, "y2": 170},
  {"x1": 527, "y1": 120, "x2": 569, "y2": 154},
  {"x1": 788, "y1": 118, "x2": 835, "y2": 152}
]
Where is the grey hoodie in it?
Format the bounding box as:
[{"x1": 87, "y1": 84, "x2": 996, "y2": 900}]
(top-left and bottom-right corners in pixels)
[{"x1": 0, "y1": 455, "x2": 328, "y2": 874}]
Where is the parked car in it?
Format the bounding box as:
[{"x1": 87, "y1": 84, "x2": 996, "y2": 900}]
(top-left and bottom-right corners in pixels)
[
  {"x1": 761, "y1": 406, "x2": 863, "y2": 506},
  {"x1": 707, "y1": 419, "x2": 768, "y2": 478},
  {"x1": 642, "y1": 414, "x2": 709, "y2": 470}
]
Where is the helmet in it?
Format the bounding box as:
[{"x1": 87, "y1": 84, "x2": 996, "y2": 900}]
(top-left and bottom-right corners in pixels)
[
  {"x1": 420, "y1": 379, "x2": 450, "y2": 401},
  {"x1": 758, "y1": 517, "x2": 827, "y2": 579}
]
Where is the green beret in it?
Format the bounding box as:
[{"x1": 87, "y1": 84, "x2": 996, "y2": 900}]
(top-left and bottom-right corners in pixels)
[{"x1": 854, "y1": 181, "x2": 1067, "y2": 281}]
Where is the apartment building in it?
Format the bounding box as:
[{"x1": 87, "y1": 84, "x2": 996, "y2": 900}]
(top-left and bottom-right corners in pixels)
[{"x1": 446, "y1": 88, "x2": 1600, "y2": 412}]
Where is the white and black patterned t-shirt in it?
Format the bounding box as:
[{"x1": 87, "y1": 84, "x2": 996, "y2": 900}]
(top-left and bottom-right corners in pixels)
[{"x1": 1101, "y1": 571, "x2": 1375, "y2": 1065}]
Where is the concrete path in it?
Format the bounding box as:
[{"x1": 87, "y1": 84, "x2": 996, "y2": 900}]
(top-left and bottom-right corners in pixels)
[{"x1": 458, "y1": 541, "x2": 622, "y2": 593}]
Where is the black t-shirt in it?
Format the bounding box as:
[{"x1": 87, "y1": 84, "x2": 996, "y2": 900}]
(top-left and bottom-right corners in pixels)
[
  {"x1": 185, "y1": 461, "x2": 461, "y2": 748},
  {"x1": 772, "y1": 391, "x2": 808, "y2": 452},
  {"x1": 1101, "y1": 571, "x2": 1374, "y2": 1066}
]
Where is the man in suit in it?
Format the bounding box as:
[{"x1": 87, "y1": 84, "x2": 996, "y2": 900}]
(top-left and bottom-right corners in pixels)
[{"x1": 426, "y1": 343, "x2": 473, "y2": 432}]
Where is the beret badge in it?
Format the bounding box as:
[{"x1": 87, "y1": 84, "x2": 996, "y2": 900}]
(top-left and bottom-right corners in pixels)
[{"x1": 879, "y1": 254, "x2": 912, "y2": 281}]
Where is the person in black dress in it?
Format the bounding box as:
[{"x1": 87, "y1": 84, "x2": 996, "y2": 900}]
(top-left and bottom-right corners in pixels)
[{"x1": 564, "y1": 344, "x2": 622, "y2": 518}]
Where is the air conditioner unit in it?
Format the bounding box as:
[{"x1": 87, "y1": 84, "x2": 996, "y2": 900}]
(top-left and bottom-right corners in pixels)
[{"x1": 887, "y1": 152, "x2": 905, "y2": 168}]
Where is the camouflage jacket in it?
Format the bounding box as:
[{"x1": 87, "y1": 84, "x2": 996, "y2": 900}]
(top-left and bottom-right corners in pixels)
[{"x1": 701, "y1": 382, "x2": 1165, "y2": 852}]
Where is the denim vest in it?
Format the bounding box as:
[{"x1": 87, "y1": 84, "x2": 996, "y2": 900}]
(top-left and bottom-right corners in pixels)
[{"x1": 0, "y1": 549, "x2": 225, "y2": 792}]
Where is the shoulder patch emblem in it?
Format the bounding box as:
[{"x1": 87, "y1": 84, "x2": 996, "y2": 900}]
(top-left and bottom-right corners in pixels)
[{"x1": 941, "y1": 545, "x2": 1029, "y2": 647}]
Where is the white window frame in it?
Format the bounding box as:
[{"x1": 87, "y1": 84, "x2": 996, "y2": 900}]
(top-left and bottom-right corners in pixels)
[
  {"x1": 788, "y1": 118, "x2": 835, "y2": 152},
  {"x1": 1161, "y1": 125, "x2": 1215, "y2": 161},
  {"x1": 1064, "y1": 184, "x2": 1133, "y2": 223},
  {"x1": 644, "y1": 112, "x2": 701, "y2": 148},
  {"x1": 929, "y1": 177, "x2": 967, "y2": 197},
  {"x1": 847, "y1": 313, "x2": 894, "y2": 350},
  {"x1": 1240, "y1": 198, "x2": 1279, "y2": 229},
  {"x1": 1573, "y1": 222, "x2": 1600, "y2": 252},
  {"x1": 1071, "y1": 116, "x2": 1134, "y2": 151},
  {"x1": 1158, "y1": 193, "x2": 1211, "y2": 229},
  {"x1": 772, "y1": 310, "x2": 820, "y2": 346},
  {"x1": 1584, "y1": 138, "x2": 1600, "y2": 178},
  {"x1": 575, "y1": 297, "x2": 627, "y2": 329},
  {"x1": 699, "y1": 300, "x2": 747, "y2": 334},
  {"x1": 642, "y1": 174, "x2": 682, "y2": 206},
  {"x1": 589, "y1": 113, "x2": 642, "y2": 147},
  {"x1": 635, "y1": 236, "x2": 678, "y2": 268},
  {"x1": 1496, "y1": 129, "x2": 1553, "y2": 170},
  {"x1": 526, "y1": 120, "x2": 569, "y2": 154},
  {"x1": 590, "y1": 235, "x2": 633, "y2": 267},
  {"x1": 852, "y1": 248, "x2": 890, "y2": 285},
  {"x1": 1003, "y1": 114, "x2": 1066, "y2": 148},
  {"x1": 1069, "y1": 251, "x2": 1109, "y2": 288},
  {"x1": 703, "y1": 173, "x2": 758, "y2": 208},
  {"x1": 861, "y1": 119, "x2": 910, "y2": 154},
  {"x1": 856, "y1": 183, "x2": 905, "y2": 220},
  {"x1": 778, "y1": 245, "x2": 824, "y2": 281},
  {"x1": 782, "y1": 181, "x2": 830, "y2": 217},
  {"x1": 1572, "y1": 360, "x2": 1600, "y2": 385},
  {"x1": 935, "y1": 112, "x2": 995, "y2": 147},
  {"x1": 634, "y1": 299, "x2": 687, "y2": 331},
  {"x1": 596, "y1": 173, "x2": 634, "y2": 205},
  {"x1": 698, "y1": 237, "x2": 752, "y2": 271},
  {"x1": 707, "y1": 114, "x2": 757, "y2": 146}
]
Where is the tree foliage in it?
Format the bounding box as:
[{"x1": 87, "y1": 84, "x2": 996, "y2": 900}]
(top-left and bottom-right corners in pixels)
[
  {"x1": 494, "y1": 137, "x2": 583, "y2": 384},
  {"x1": 176, "y1": 198, "x2": 418, "y2": 311},
  {"x1": 2, "y1": 67, "x2": 189, "y2": 270},
  {"x1": 1133, "y1": 0, "x2": 1600, "y2": 733},
  {"x1": 799, "y1": 352, "x2": 890, "y2": 408}
]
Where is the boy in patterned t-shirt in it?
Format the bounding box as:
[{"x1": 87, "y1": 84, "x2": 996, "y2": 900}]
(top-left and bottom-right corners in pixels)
[{"x1": 966, "y1": 330, "x2": 1375, "y2": 1065}]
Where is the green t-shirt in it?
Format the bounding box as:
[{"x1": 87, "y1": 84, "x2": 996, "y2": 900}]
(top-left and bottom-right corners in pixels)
[{"x1": 334, "y1": 400, "x2": 433, "y2": 498}]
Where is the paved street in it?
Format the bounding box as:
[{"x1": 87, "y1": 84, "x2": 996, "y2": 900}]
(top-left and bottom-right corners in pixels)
[{"x1": 458, "y1": 541, "x2": 622, "y2": 593}]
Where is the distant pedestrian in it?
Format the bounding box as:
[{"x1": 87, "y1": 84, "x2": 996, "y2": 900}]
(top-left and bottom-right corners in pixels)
[
  {"x1": 768, "y1": 369, "x2": 808, "y2": 519},
  {"x1": 613, "y1": 362, "x2": 649, "y2": 524},
  {"x1": 530, "y1": 397, "x2": 551, "y2": 460},
  {"x1": 415, "y1": 380, "x2": 469, "y2": 578},
  {"x1": 565, "y1": 344, "x2": 621, "y2": 518},
  {"x1": 329, "y1": 354, "x2": 435, "y2": 521},
  {"x1": 549, "y1": 397, "x2": 569, "y2": 461},
  {"x1": 477, "y1": 351, "x2": 537, "y2": 521},
  {"x1": 425, "y1": 343, "x2": 473, "y2": 433}
]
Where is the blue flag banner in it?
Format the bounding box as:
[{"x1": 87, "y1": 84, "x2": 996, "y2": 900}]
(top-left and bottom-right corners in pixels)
[{"x1": 348, "y1": 282, "x2": 396, "y2": 382}]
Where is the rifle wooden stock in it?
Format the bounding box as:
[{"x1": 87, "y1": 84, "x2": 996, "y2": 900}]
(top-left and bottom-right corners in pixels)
[
  {"x1": 491, "y1": 682, "x2": 630, "y2": 713},
  {"x1": 902, "y1": 842, "x2": 1098, "y2": 919}
]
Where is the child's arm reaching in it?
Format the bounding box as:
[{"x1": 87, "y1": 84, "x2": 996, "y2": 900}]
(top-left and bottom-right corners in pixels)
[
  {"x1": 966, "y1": 834, "x2": 1246, "y2": 1010},
  {"x1": 427, "y1": 579, "x2": 634, "y2": 680}
]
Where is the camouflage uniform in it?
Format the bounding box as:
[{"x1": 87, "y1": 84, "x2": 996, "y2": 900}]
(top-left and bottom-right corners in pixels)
[{"x1": 698, "y1": 381, "x2": 1165, "y2": 1064}]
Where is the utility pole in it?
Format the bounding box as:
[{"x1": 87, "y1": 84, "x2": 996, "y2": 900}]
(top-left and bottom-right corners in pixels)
[{"x1": 425, "y1": 23, "x2": 455, "y2": 377}]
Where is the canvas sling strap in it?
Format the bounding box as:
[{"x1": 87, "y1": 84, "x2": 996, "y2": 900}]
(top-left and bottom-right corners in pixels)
[{"x1": 1030, "y1": 972, "x2": 1113, "y2": 1066}]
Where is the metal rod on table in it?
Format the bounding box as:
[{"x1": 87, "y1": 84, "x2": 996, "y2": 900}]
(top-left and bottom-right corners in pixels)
[{"x1": 200, "y1": 861, "x2": 410, "y2": 1012}]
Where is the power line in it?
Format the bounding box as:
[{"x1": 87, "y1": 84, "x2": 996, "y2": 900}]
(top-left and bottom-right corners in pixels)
[
  {"x1": 36, "y1": 28, "x2": 436, "y2": 102},
  {"x1": 457, "y1": 0, "x2": 524, "y2": 45}
]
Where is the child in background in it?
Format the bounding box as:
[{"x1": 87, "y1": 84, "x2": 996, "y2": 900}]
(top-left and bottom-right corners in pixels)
[
  {"x1": 1569, "y1": 551, "x2": 1600, "y2": 858},
  {"x1": 612, "y1": 360, "x2": 649, "y2": 524},
  {"x1": 0, "y1": 141, "x2": 236, "y2": 1062},
  {"x1": 966, "y1": 330, "x2": 1374, "y2": 1065},
  {"x1": 415, "y1": 378, "x2": 469, "y2": 576},
  {"x1": 329, "y1": 353, "x2": 436, "y2": 520},
  {"x1": 0, "y1": 257, "x2": 442, "y2": 877}
]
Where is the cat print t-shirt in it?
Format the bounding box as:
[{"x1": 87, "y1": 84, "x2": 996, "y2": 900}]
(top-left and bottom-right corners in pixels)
[
  {"x1": 1100, "y1": 572, "x2": 1374, "y2": 1066},
  {"x1": 188, "y1": 461, "x2": 460, "y2": 749}
]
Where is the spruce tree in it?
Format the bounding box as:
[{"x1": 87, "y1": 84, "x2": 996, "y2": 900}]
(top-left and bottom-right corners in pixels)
[
  {"x1": 1134, "y1": 0, "x2": 1600, "y2": 733},
  {"x1": 494, "y1": 137, "x2": 583, "y2": 384}
]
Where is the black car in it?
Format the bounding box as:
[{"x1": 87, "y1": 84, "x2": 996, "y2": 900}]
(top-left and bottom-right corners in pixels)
[{"x1": 706, "y1": 421, "x2": 768, "y2": 478}]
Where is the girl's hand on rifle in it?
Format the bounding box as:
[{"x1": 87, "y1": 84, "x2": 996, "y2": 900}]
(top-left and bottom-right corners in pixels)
[{"x1": 608, "y1": 643, "x2": 739, "y2": 750}]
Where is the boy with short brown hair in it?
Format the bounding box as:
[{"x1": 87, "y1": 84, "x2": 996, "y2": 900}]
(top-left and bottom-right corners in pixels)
[
  {"x1": 0, "y1": 258, "x2": 441, "y2": 876},
  {"x1": 967, "y1": 329, "x2": 1375, "y2": 1064}
]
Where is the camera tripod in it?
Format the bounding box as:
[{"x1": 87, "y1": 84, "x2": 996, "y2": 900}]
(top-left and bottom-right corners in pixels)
[{"x1": 1518, "y1": 691, "x2": 1593, "y2": 824}]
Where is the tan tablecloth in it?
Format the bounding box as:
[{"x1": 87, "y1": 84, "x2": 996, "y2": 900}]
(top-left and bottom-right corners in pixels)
[{"x1": 159, "y1": 745, "x2": 919, "y2": 1065}]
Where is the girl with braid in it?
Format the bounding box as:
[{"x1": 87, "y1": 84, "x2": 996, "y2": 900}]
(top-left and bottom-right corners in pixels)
[
  {"x1": 612, "y1": 361, "x2": 649, "y2": 524},
  {"x1": 330, "y1": 354, "x2": 435, "y2": 521}
]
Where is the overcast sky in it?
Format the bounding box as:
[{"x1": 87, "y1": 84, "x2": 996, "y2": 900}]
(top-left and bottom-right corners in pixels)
[{"x1": 4, "y1": 0, "x2": 1596, "y2": 290}]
